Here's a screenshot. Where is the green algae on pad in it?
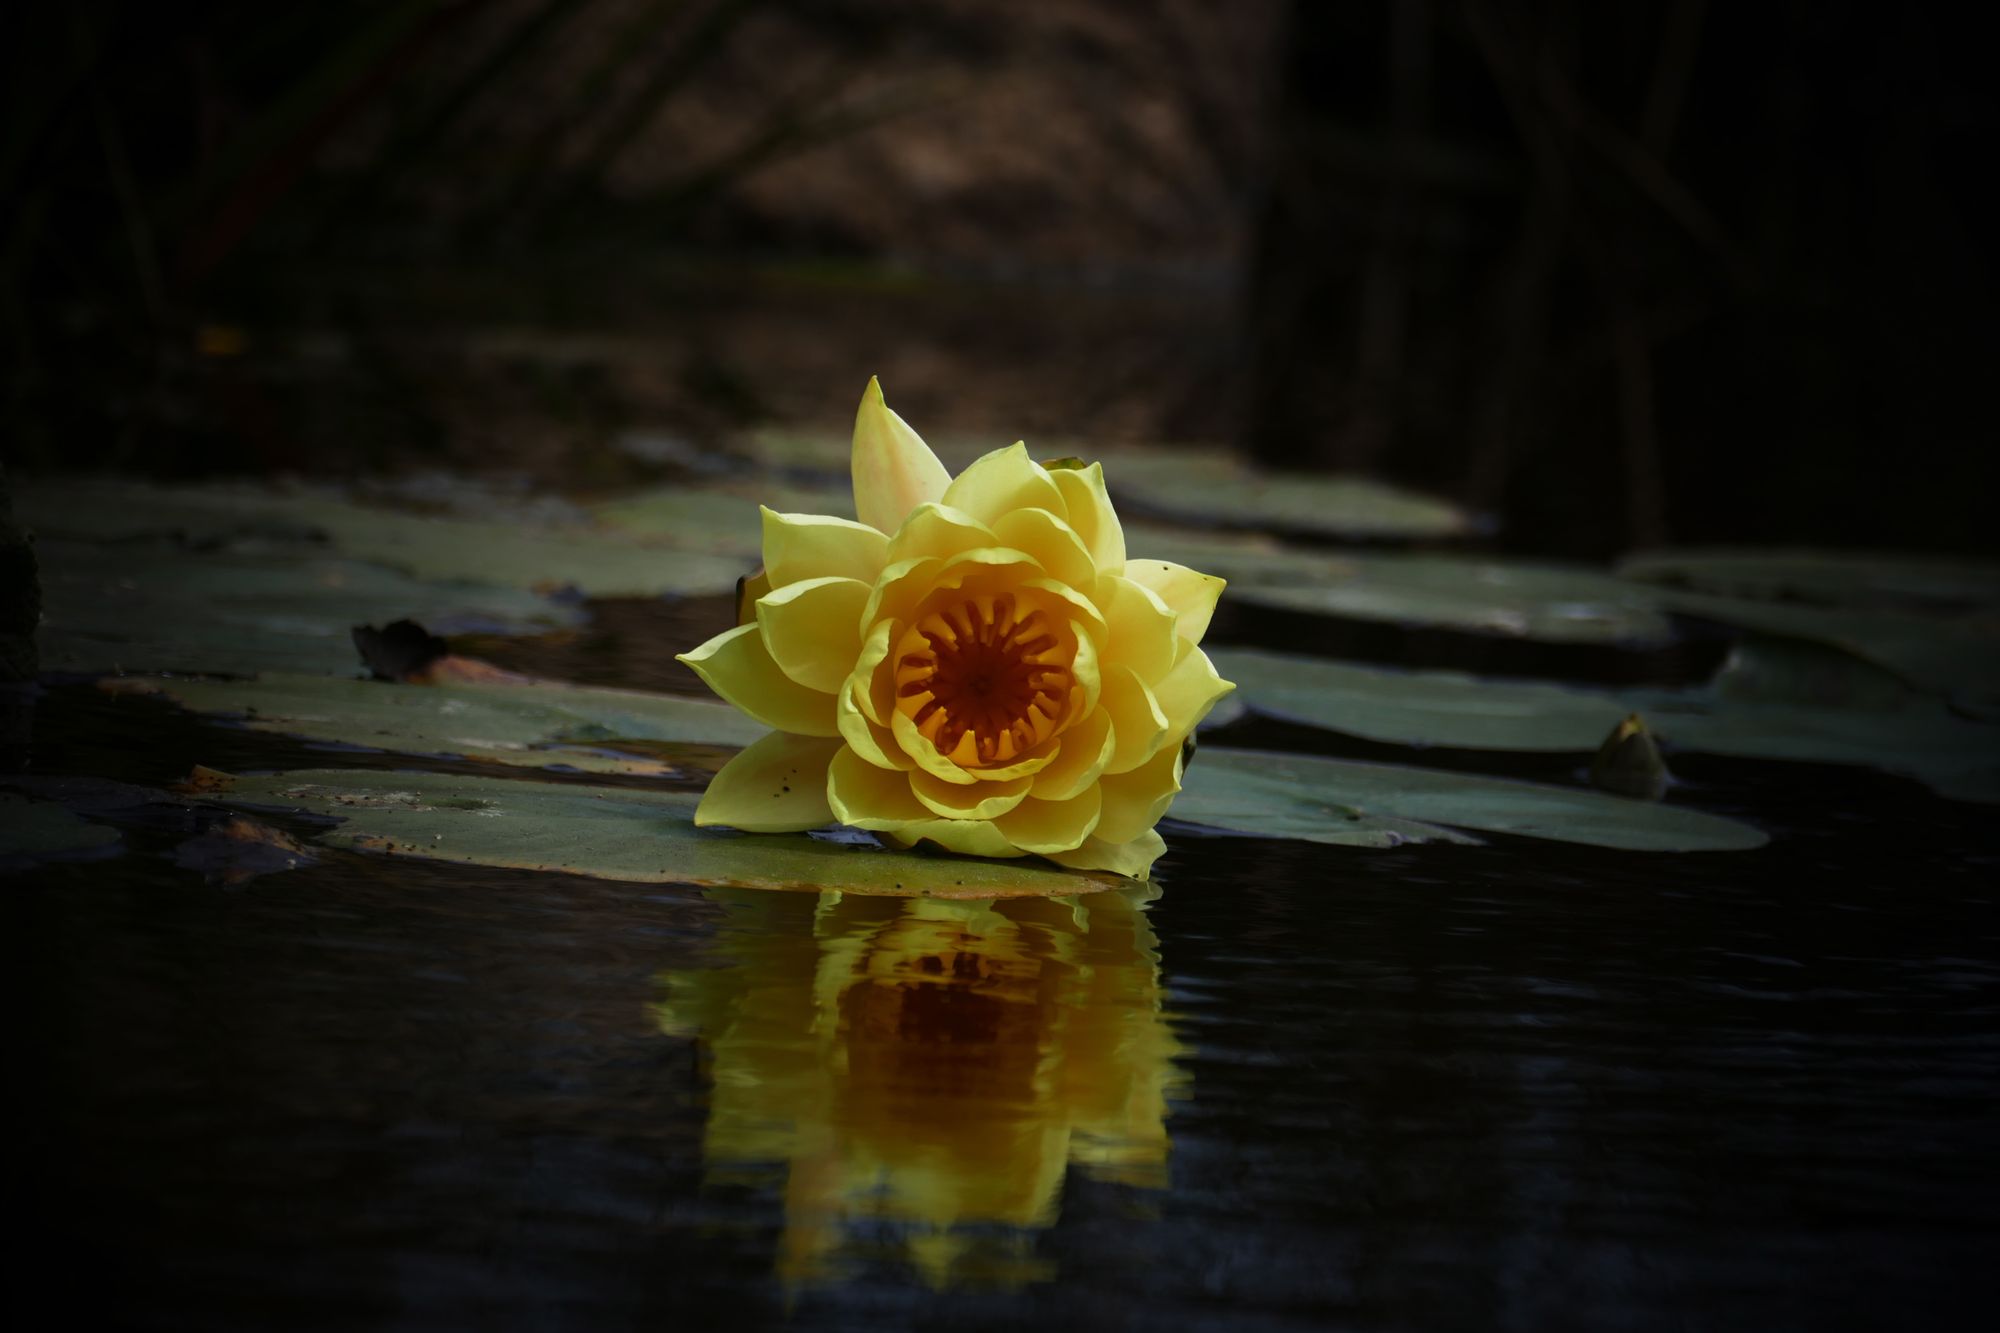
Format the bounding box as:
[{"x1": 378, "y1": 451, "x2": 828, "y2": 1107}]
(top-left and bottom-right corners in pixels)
[
  {"x1": 112, "y1": 673, "x2": 767, "y2": 777},
  {"x1": 1179, "y1": 749, "x2": 1769, "y2": 852},
  {"x1": 211, "y1": 769, "x2": 1121, "y2": 898}
]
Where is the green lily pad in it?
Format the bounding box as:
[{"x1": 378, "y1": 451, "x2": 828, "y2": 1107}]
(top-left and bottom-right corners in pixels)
[
  {"x1": 589, "y1": 480, "x2": 859, "y2": 547},
  {"x1": 1180, "y1": 748, "x2": 1768, "y2": 852},
  {"x1": 1648, "y1": 590, "x2": 2000, "y2": 720},
  {"x1": 1173, "y1": 545, "x2": 1677, "y2": 646},
  {"x1": 114, "y1": 672, "x2": 765, "y2": 776},
  {"x1": 38, "y1": 538, "x2": 580, "y2": 678},
  {"x1": 209, "y1": 769, "x2": 1121, "y2": 898},
  {"x1": 20, "y1": 478, "x2": 749, "y2": 598},
  {"x1": 1208, "y1": 646, "x2": 2000, "y2": 803},
  {"x1": 1620, "y1": 549, "x2": 2000, "y2": 610},
  {"x1": 1102, "y1": 448, "x2": 1473, "y2": 542},
  {"x1": 0, "y1": 792, "x2": 122, "y2": 866}
]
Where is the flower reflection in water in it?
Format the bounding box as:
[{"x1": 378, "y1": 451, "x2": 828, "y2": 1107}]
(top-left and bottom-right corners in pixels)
[{"x1": 655, "y1": 885, "x2": 1185, "y2": 1288}]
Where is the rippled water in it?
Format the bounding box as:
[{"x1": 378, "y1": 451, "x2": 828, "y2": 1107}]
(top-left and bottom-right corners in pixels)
[{"x1": 15, "y1": 681, "x2": 2000, "y2": 1330}]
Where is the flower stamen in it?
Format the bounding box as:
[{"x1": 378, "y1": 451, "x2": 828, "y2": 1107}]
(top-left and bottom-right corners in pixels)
[{"x1": 894, "y1": 594, "x2": 1072, "y2": 766}]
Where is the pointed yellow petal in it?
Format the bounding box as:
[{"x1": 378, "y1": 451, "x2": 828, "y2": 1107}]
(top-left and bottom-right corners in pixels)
[
  {"x1": 1100, "y1": 663, "x2": 1169, "y2": 774},
  {"x1": 1094, "y1": 740, "x2": 1184, "y2": 844},
  {"x1": 995, "y1": 785, "x2": 1102, "y2": 854},
  {"x1": 1045, "y1": 828, "x2": 1165, "y2": 880},
  {"x1": 910, "y1": 769, "x2": 1033, "y2": 820},
  {"x1": 891, "y1": 707, "x2": 979, "y2": 785},
  {"x1": 1152, "y1": 644, "x2": 1235, "y2": 744},
  {"x1": 693, "y1": 731, "x2": 840, "y2": 831},
  {"x1": 1050, "y1": 463, "x2": 1125, "y2": 575},
  {"x1": 1097, "y1": 573, "x2": 1180, "y2": 684},
  {"x1": 838, "y1": 678, "x2": 910, "y2": 770},
  {"x1": 828, "y1": 745, "x2": 928, "y2": 827},
  {"x1": 859, "y1": 555, "x2": 941, "y2": 630},
  {"x1": 760, "y1": 507, "x2": 888, "y2": 588},
  {"x1": 677, "y1": 624, "x2": 837, "y2": 737},
  {"x1": 1029, "y1": 705, "x2": 1113, "y2": 801},
  {"x1": 852, "y1": 377, "x2": 950, "y2": 534},
  {"x1": 992, "y1": 507, "x2": 1094, "y2": 591},
  {"x1": 940, "y1": 443, "x2": 1066, "y2": 527},
  {"x1": 881, "y1": 819, "x2": 1025, "y2": 859},
  {"x1": 755, "y1": 575, "x2": 869, "y2": 694},
  {"x1": 887, "y1": 502, "x2": 995, "y2": 565},
  {"x1": 1123, "y1": 558, "x2": 1225, "y2": 646}
]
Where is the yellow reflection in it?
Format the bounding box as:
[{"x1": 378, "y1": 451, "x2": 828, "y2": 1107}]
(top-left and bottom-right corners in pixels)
[{"x1": 654, "y1": 886, "x2": 1185, "y2": 1289}]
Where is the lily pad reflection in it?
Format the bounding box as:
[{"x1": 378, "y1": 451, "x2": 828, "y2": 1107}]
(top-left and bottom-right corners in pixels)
[{"x1": 654, "y1": 886, "x2": 1184, "y2": 1289}]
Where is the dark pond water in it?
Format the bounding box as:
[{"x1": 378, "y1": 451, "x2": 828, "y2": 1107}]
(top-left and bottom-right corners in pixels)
[{"x1": 15, "y1": 673, "x2": 2000, "y2": 1331}]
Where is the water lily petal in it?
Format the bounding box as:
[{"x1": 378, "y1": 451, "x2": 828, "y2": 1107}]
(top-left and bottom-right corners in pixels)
[
  {"x1": 693, "y1": 731, "x2": 840, "y2": 831},
  {"x1": 882, "y1": 819, "x2": 1025, "y2": 859},
  {"x1": 1094, "y1": 740, "x2": 1184, "y2": 844},
  {"x1": 1152, "y1": 644, "x2": 1235, "y2": 744},
  {"x1": 838, "y1": 678, "x2": 911, "y2": 771},
  {"x1": 888, "y1": 502, "x2": 995, "y2": 565},
  {"x1": 1098, "y1": 573, "x2": 1180, "y2": 684},
  {"x1": 1070, "y1": 629, "x2": 1103, "y2": 717},
  {"x1": 828, "y1": 746, "x2": 928, "y2": 826},
  {"x1": 941, "y1": 443, "x2": 1067, "y2": 527},
  {"x1": 911, "y1": 769, "x2": 1033, "y2": 820},
  {"x1": 756, "y1": 576, "x2": 870, "y2": 694},
  {"x1": 677, "y1": 624, "x2": 837, "y2": 737},
  {"x1": 992, "y1": 508, "x2": 1094, "y2": 591},
  {"x1": 1050, "y1": 463, "x2": 1125, "y2": 574},
  {"x1": 995, "y1": 785, "x2": 1102, "y2": 854},
  {"x1": 1046, "y1": 828, "x2": 1165, "y2": 880},
  {"x1": 860, "y1": 556, "x2": 942, "y2": 634},
  {"x1": 1101, "y1": 663, "x2": 1170, "y2": 774},
  {"x1": 761, "y1": 508, "x2": 888, "y2": 588},
  {"x1": 852, "y1": 377, "x2": 950, "y2": 534},
  {"x1": 1029, "y1": 705, "x2": 1114, "y2": 801},
  {"x1": 891, "y1": 706, "x2": 979, "y2": 785},
  {"x1": 1124, "y1": 558, "x2": 1225, "y2": 646}
]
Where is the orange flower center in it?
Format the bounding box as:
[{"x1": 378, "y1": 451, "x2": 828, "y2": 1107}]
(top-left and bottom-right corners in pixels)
[{"x1": 893, "y1": 593, "x2": 1071, "y2": 767}]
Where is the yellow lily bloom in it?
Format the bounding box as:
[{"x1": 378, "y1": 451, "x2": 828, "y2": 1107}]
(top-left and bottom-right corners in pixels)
[{"x1": 678, "y1": 378, "x2": 1234, "y2": 880}]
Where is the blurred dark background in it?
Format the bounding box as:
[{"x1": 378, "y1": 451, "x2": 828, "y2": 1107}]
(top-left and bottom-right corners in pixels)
[{"x1": 5, "y1": 0, "x2": 1994, "y2": 558}]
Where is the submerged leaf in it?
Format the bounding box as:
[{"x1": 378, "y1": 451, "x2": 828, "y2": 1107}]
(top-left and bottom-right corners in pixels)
[{"x1": 208, "y1": 768, "x2": 1121, "y2": 899}]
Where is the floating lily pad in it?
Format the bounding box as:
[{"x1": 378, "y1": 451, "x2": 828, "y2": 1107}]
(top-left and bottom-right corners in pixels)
[
  {"x1": 1102, "y1": 448, "x2": 1474, "y2": 542},
  {"x1": 1181, "y1": 547, "x2": 1678, "y2": 646},
  {"x1": 0, "y1": 792, "x2": 122, "y2": 866},
  {"x1": 210, "y1": 769, "x2": 1121, "y2": 898},
  {"x1": 20, "y1": 478, "x2": 749, "y2": 598},
  {"x1": 1647, "y1": 590, "x2": 2000, "y2": 720},
  {"x1": 1181, "y1": 748, "x2": 1768, "y2": 851},
  {"x1": 589, "y1": 480, "x2": 858, "y2": 547},
  {"x1": 36, "y1": 538, "x2": 581, "y2": 678},
  {"x1": 1207, "y1": 647, "x2": 2000, "y2": 804},
  {"x1": 1620, "y1": 549, "x2": 2000, "y2": 611},
  {"x1": 111, "y1": 672, "x2": 766, "y2": 776}
]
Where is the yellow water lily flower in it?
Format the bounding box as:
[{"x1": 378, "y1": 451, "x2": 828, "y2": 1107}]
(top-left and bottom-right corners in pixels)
[{"x1": 678, "y1": 379, "x2": 1234, "y2": 880}]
